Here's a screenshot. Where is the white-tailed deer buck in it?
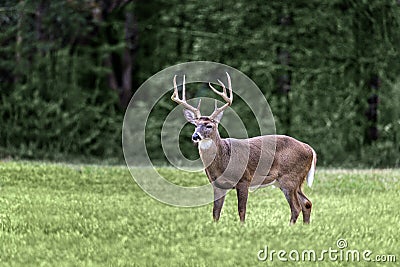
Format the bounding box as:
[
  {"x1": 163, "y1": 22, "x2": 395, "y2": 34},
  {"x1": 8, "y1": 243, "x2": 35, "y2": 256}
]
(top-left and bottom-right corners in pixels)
[{"x1": 171, "y1": 73, "x2": 317, "y2": 224}]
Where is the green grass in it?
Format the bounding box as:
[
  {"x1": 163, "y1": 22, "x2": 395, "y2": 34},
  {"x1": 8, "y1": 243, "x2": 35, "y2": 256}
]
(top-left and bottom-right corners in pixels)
[{"x1": 0, "y1": 162, "x2": 399, "y2": 266}]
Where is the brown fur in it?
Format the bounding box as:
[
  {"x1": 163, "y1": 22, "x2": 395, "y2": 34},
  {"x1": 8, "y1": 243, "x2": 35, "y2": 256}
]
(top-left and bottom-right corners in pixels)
[
  {"x1": 172, "y1": 74, "x2": 316, "y2": 224},
  {"x1": 193, "y1": 118, "x2": 316, "y2": 224}
]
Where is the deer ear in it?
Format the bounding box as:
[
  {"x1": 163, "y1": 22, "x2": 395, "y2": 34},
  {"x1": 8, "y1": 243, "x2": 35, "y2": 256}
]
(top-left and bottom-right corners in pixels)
[
  {"x1": 213, "y1": 110, "x2": 224, "y2": 123},
  {"x1": 183, "y1": 109, "x2": 197, "y2": 125}
]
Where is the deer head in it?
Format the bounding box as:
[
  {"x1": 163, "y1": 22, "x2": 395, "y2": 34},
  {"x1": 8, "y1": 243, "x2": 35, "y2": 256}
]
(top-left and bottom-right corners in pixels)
[{"x1": 171, "y1": 73, "x2": 233, "y2": 145}]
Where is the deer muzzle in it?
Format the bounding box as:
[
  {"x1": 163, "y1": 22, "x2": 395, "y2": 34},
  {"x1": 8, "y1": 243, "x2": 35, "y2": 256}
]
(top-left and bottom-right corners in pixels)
[{"x1": 192, "y1": 132, "x2": 202, "y2": 142}]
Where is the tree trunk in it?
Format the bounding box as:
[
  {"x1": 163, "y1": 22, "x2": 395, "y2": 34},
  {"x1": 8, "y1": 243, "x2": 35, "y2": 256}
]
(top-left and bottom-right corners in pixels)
[
  {"x1": 119, "y1": 11, "x2": 138, "y2": 108},
  {"x1": 105, "y1": 7, "x2": 138, "y2": 109},
  {"x1": 15, "y1": 0, "x2": 24, "y2": 83}
]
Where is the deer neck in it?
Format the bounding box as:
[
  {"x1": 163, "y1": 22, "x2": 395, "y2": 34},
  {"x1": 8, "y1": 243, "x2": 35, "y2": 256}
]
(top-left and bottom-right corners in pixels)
[{"x1": 198, "y1": 132, "x2": 225, "y2": 167}]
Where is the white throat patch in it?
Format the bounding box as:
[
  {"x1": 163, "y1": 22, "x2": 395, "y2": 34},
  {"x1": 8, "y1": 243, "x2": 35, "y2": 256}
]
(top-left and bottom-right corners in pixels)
[{"x1": 198, "y1": 139, "x2": 213, "y2": 150}]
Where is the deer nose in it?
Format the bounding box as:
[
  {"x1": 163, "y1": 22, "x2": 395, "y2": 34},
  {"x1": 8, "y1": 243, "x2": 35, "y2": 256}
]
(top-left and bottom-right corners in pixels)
[{"x1": 192, "y1": 133, "x2": 201, "y2": 141}]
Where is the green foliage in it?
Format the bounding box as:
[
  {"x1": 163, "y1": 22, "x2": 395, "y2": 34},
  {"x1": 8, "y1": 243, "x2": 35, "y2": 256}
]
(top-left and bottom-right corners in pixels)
[
  {"x1": 1, "y1": 162, "x2": 399, "y2": 266},
  {"x1": 134, "y1": 0, "x2": 400, "y2": 167},
  {"x1": 0, "y1": 48, "x2": 122, "y2": 160},
  {"x1": 0, "y1": 0, "x2": 399, "y2": 166},
  {"x1": 0, "y1": 1, "x2": 124, "y2": 162}
]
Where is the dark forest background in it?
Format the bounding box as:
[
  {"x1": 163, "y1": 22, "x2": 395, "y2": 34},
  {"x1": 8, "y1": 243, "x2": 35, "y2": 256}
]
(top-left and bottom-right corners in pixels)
[{"x1": 1, "y1": 0, "x2": 399, "y2": 167}]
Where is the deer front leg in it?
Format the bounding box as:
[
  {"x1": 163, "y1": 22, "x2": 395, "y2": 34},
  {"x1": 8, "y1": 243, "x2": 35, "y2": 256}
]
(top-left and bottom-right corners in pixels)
[
  {"x1": 213, "y1": 187, "x2": 227, "y2": 222},
  {"x1": 236, "y1": 181, "x2": 249, "y2": 223}
]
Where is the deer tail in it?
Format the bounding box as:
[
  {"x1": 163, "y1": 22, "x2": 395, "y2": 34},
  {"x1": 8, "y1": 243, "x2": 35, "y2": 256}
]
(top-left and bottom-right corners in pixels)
[{"x1": 306, "y1": 148, "x2": 317, "y2": 187}]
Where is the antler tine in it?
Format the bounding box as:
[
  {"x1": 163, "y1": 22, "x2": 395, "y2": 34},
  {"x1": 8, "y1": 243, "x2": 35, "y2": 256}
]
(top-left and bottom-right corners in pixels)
[
  {"x1": 226, "y1": 72, "x2": 233, "y2": 103},
  {"x1": 171, "y1": 75, "x2": 202, "y2": 118},
  {"x1": 197, "y1": 99, "x2": 202, "y2": 110},
  {"x1": 217, "y1": 79, "x2": 227, "y2": 97},
  {"x1": 182, "y1": 75, "x2": 186, "y2": 101},
  {"x1": 172, "y1": 75, "x2": 178, "y2": 99},
  {"x1": 209, "y1": 72, "x2": 233, "y2": 120}
]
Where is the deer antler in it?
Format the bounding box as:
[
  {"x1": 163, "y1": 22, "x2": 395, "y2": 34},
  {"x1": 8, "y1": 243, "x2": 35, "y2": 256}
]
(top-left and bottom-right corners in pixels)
[
  {"x1": 208, "y1": 72, "x2": 233, "y2": 120},
  {"x1": 171, "y1": 75, "x2": 202, "y2": 118}
]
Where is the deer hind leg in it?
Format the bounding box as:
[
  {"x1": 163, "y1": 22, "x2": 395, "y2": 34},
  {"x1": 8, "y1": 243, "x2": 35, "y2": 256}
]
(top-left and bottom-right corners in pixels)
[
  {"x1": 297, "y1": 188, "x2": 312, "y2": 224},
  {"x1": 281, "y1": 187, "x2": 302, "y2": 225}
]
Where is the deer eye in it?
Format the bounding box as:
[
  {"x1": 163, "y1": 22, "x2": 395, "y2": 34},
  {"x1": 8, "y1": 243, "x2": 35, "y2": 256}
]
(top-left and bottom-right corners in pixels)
[{"x1": 206, "y1": 125, "x2": 213, "y2": 129}]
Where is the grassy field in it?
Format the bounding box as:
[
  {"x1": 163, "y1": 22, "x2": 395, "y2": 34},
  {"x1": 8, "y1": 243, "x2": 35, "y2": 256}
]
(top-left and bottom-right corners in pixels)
[{"x1": 0, "y1": 161, "x2": 399, "y2": 266}]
